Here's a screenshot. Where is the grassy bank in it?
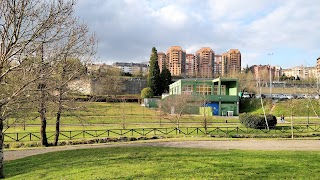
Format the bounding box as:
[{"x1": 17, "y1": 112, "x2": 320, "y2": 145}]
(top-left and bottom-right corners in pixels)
[{"x1": 5, "y1": 146, "x2": 320, "y2": 179}]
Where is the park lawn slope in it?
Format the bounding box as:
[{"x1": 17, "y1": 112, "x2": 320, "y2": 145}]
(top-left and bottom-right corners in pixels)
[{"x1": 5, "y1": 147, "x2": 320, "y2": 179}]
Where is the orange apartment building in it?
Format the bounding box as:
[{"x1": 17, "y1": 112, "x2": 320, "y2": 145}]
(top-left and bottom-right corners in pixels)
[
  {"x1": 166, "y1": 46, "x2": 186, "y2": 76},
  {"x1": 155, "y1": 47, "x2": 241, "y2": 78},
  {"x1": 196, "y1": 47, "x2": 215, "y2": 78},
  {"x1": 214, "y1": 54, "x2": 222, "y2": 77},
  {"x1": 250, "y1": 65, "x2": 276, "y2": 80},
  {"x1": 157, "y1": 52, "x2": 166, "y2": 73},
  {"x1": 185, "y1": 54, "x2": 197, "y2": 77},
  {"x1": 222, "y1": 49, "x2": 241, "y2": 76}
]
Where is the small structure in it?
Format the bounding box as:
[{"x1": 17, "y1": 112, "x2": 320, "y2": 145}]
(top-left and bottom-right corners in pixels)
[
  {"x1": 143, "y1": 98, "x2": 159, "y2": 108},
  {"x1": 168, "y1": 77, "x2": 239, "y2": 116}
]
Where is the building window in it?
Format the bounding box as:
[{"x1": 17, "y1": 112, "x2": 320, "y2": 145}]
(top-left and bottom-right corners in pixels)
[
  {"x1": 213, "y1": 85, "x2": 226, "y2": 95},
  {"x1": 196, "y1": 84, "x2": 211, "y2": 95},
  {"x1": 221, "y1": 85, "x2": 226, "y2": 95},
  {"x1": 213, "y1": 86, "x2": 218, "y2": 95},
  {"x1": 182, "y1": 85, "x2": 193, "y2": 95}
]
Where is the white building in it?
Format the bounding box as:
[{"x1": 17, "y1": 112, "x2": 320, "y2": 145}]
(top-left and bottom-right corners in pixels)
[
  {"x1": 282, "y1": 65, "x2": 317, "y2": 79},
  {"x1": 112, "y1": 62, "x2": 148, "y2": 76}
]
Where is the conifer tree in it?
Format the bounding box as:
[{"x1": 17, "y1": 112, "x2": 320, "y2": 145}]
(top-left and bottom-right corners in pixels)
[
  {"x1": 147, "y1": 47, "x2": 161, "y2": 96},
  {"x1": 160, "y1": 65, "x2": 172, "y2": 93}
]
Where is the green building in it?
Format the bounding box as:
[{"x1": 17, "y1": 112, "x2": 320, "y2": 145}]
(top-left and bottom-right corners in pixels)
[{"x1": 169, "y1": 77, "x2": 239, "y2": 116}]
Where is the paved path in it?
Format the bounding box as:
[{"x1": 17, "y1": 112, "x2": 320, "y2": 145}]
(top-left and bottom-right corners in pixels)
[{"x1": 4, "y1": 139, "x2": 320, "y2": 161}]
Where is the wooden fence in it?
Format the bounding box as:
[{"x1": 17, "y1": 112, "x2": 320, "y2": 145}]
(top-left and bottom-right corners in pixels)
[{"x1": 4, "y1": 125, "x2": 320, "y2": 142}]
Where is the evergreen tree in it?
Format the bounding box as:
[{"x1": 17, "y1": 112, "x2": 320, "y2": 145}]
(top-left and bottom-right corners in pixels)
[
  {"x1": 147, "y1": 47, "x2": 161, "y2": 96},
  {"x1": 160, "y1": 65, "x2": 172, "y2": 93},
  {"x1": 244, "y1": 64, "x2": 250, "y2": 73}
]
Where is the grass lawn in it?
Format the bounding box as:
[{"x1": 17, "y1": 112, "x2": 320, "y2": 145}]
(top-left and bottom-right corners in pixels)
[
  {"x1": 8, "y1": 101, "x2": 240, "y2": 125},
  {"x1": 4, "y1": 101, "x2": 320, "y2": 143},
  {"x1": 5, "y1": 146, "x2": 320, "y2": 179}
]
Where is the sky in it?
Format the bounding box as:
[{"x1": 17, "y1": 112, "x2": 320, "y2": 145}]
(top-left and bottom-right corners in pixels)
[{"x1": 75, "y1": 0, "x2": 320, "y2": 69}]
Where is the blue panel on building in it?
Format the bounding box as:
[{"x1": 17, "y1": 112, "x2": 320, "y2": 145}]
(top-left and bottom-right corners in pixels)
[{"x1": 206, "y1": 102, "x2": 219, "y2": 115}]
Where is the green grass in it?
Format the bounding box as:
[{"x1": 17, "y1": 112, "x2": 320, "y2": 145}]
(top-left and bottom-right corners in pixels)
[
  {"x1": 241, "y1": 98, "x2": 320, "y2": 119},
  {"x1": 9, "y1": 100, "x2": 320, "y2": 126},
  {"x1": 4, "y1": 100, "x2": 320, "y2": 143},
  {"x1": 4, "y1": 146, "x2": 320, "y2": 179}
]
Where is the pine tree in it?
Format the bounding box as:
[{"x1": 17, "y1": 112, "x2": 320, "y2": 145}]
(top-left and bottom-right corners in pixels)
[{"x1": 147, "y1": 47, "x2": 161, "y2": 96}]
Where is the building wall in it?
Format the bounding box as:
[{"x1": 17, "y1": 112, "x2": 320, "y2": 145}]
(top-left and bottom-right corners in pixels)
[
  {"x1": 122, "y1": 78, "x2": 147, "y2": 94},
  {"x1": 250, "y1": 65, "x2": 276, "y2": 80},
  {"x1": 166, "y1": 46, "x2": 186, "y2": 76},
  {"x1": 169, "y1": 78, "x2": 239, "y2": 116},
  {"x1": 157, "y1": 52, "x2": 166, "y2": 73},
  {"x1": 222, "y1": 49, "x2": 241, "y2": 76},
  {"x1": 185, "y1": 54, "x2": 197, "y2": 77},
  {"x1": 282, "y1": 66, "x2": 317, "y2": 79},
  {"x1": 112, "y1": 62, "x2": 148, "y2": 75},
  {"x1": 214, "y1": 55, "x2": 222, "y2": 77},
  {"x1": 196, "y1": 47, "x2": 215, "y2": 78}
]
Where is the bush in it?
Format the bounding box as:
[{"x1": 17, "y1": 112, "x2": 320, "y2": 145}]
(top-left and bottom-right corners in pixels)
[
  {"x1": 141, "y1": 87, "x2": 154, "y2": 98},
  {"x1": 239, "y1": 113, "x2": 277, "y2": 129}
]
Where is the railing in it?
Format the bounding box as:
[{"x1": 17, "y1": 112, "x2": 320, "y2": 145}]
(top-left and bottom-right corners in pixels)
[{"x1": 4, "y1": 125, "x2": 320, "y2": 142}]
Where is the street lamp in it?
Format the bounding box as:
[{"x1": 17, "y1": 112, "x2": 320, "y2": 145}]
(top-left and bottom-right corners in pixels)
[
  {"x1": 307, "y1": 104, "x2": 310, "y2": 125},
  {"x1": 268, "y1": 53, "x2": 274, "y2": 97}
]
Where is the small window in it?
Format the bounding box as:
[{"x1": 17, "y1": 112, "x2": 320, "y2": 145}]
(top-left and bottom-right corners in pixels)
[{"x1": 182, "y1": 85, "x2": 193, "y2": 95}]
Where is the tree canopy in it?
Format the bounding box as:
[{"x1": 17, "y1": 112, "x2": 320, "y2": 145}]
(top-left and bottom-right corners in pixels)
[
  {"x1": 147, "y1": 47, "x2": 161, "y2": 96},
  {"x1": 160, "y1": 65, "x2": 172, "y2": 93}
]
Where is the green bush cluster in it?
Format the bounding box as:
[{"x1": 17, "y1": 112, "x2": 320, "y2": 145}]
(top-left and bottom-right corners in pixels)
[
  {"x1": 141, "y1": 87, "x2": 154, "y2": 98},
  {"x1": 239, "y1": 113, "x2": 277, "y2": 129}
]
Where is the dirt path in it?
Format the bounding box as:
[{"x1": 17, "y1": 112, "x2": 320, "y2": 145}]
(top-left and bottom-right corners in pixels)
[{"x1": 4, "y1": 139, "x2": 320, "y2": 161}]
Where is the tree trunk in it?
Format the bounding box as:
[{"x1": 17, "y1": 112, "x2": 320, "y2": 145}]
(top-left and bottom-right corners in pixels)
[
  {"x1": 0, "y1": 116, "x2": 5, "y2": 178},
  {"x1": 54, "y1": 91, "x2": 62, "y2": 146},
  {"x1": 39, "y1": 42, "x2": 48, "y2": 146},
  {"x1": 54, "y1": 110, "x2": 61, "y2": 146},
  {"x1": 40, "y1": 83, "x2": 48, "y2": 146}
]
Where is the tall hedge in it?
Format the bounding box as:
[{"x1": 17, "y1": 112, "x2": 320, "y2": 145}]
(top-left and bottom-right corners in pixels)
[{"x1": 239, "y1": 113, "x2": 277, "y2": 129}]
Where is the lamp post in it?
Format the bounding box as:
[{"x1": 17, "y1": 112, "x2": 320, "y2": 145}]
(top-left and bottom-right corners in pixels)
[
  {"x1": 307, "y1": 104, "x2": 310, "y2": 125},
  {"x1": 268, "y1": 53, "x2": 274, "y2": 98}
]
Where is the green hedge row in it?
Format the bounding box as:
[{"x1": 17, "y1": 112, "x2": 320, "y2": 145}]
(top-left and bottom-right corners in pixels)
[{"x1": 239, "y1": 113, "x2": 277, "y2": 129}]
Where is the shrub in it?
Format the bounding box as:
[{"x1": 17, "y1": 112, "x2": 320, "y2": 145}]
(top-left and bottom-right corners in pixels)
[
  {"x1": 141, "y1": 87, "x2": 154, "y2": 98},
  {"x1": 239, "y1": 113, "x2": 277, "y2": 129}
]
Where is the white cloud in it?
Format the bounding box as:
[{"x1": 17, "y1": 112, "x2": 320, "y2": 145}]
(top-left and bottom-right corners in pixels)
[
  {"x1": 207, "y1": 0, "x2": 274, "y2": 21},
  {"x1": 151, "y1": 5, "x2": 188, "y2": 28},
  {"x1": 241, "y1": 52, "x2": 262, "y2": 66},
  {"x1": 243, "y1": 1, "x2": 320, "y2": 51},
  {"x1": 74, "y1": 0, "x2": 320, "y2": 67},
  {"x1": 185, "y1": 43, "x2": 218, "y2": 54}
]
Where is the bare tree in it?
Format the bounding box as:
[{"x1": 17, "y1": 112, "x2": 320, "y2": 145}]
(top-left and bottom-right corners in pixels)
[
  {"x1": 0, "y1": 0, "x2": 77, "y2": 177},
  {"x1": 88, "y1": 65, "x2": 124, "y2": 98},
  {"x1": 50, "y1": 21, "x2": 96, "y2": 146},
  {"x1": 195, "y1": 95, "x2": 210, "y2": 134},
  {"x1": 226, "y1": 71, "x2": 256, "y2": 95},
  {"x1": 160, "y1": 94, "x2": 194, "y2": 130}
]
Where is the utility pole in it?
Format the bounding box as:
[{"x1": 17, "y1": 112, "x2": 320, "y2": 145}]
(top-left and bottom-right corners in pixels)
[{"x1": 268, "y1": 53, "x2": 273, "y2": 97}]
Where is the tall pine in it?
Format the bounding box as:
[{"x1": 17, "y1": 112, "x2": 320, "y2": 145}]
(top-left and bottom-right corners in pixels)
[
  {"x1": 147, "y1": 47, "x2": 161, "y2": 96},
  {"x1": 160, "y1": 65, "x2": 172, "y2": 93}
]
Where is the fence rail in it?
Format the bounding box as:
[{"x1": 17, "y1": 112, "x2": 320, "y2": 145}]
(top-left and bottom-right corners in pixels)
[{"x1": 4, "y1": 125, "x2": 320, "y2": 142}]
